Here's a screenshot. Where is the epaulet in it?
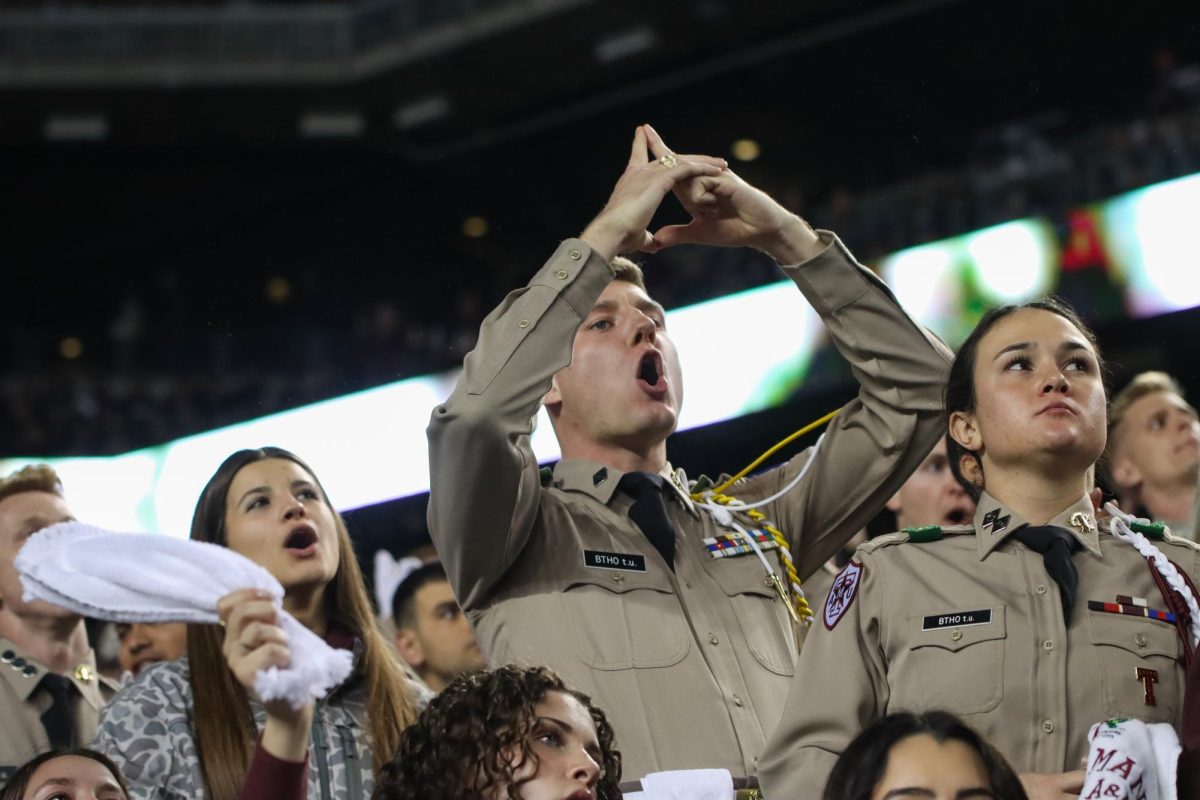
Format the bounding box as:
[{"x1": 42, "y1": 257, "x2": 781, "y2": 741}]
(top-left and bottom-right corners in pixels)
[
  {"x1": 857, "y1": 532, "x2": 909, "y2": 554},
  {"x1": 858, "y1": 524, "x2": 975, "y2": 554},
  {"x1": 539, "y1": 467, "x2": 553, "y2": 487}
]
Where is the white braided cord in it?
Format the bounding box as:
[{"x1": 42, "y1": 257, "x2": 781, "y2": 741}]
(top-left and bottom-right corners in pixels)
[
  {"x1": 695, "y1": 433, "x2": 827, "y2": 521},
  {"x1": 1105, "y1": 501, "x2": 1200, "y2": 649}
]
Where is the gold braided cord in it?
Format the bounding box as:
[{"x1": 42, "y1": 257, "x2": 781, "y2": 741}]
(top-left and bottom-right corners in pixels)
[
  {"x1": 704, "y1": 492, "x2": 812, "y2": 625},
  {"x1": 689, "y1": 408, "x2": 842, "y2": 626},
  {"x1": 707, "y1": 408, "x2": 841, "y2": 497}
]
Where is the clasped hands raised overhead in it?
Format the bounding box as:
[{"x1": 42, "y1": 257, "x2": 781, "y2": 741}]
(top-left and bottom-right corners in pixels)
[{"x1": 580, "y1": 124, "x2": 823, "y2": 266}]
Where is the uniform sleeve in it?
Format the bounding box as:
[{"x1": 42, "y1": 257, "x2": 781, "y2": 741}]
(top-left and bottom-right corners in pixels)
[
  {"x1": 426, "y1": 239, "x2": 615, "y2": 611},
  {"x1": 741, "y1": 232, "x2": 953, "y2": 579},
  {"x1": 758, "y1": 553, "x2": 889, "y2": 797},
  {"x1": 92, "y1": 672, "x2": 198, "y2": 800}
]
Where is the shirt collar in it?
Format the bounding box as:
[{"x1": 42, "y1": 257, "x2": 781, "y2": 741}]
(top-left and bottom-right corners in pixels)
[
  {"x1": 974, "y1": 491, "x2": 1102, "y2": 561},
  {"x1": 551, "y1": 460, "x2": 698, "y2": 516},
  {"x1": 0, "y1": 638, "x2": 108, "y2": 706}
]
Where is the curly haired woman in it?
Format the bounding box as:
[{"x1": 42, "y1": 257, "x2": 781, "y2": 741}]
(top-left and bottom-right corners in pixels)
[{"x1": 372, "y1": 665, "x2": 622, "y2": 800}]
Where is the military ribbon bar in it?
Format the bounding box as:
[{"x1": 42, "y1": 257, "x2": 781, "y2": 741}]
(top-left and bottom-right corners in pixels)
[
  {"x1": 1087, "y1": 600, "x2": 1176, "y2": 623},
  {"x1": 703, "y1": 529, "x2": 778, "y2": 559}
]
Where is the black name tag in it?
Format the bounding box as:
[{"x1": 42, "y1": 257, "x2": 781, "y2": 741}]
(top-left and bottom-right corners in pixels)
[
  {"x1": 922, "y1": 609, "x2": 992, "y2": 630},
  {"x1": 583, "y1": 550, "x2": 647, "y2": 572}
]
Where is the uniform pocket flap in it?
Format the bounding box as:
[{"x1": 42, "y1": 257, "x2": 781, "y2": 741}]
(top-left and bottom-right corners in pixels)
[
  {"x1": 561, "y1": 557, "x2": 676, "y2": 595},
  {"x1": 908, "y1": 606, "x2": 1006, "y2": 652},
  {"x1": 1087, "y1": 608, "x2": 1180, "y2": 659},
  {"x1": 704, "y1": 552, "x2": 779, "y2": 599}
]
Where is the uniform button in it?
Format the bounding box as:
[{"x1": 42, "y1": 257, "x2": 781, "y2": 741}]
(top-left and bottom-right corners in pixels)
[
  {"x1": 21, "y1": 665, "x2": 36, "y2": 678},
  {"x1": 733, "y1": 694, "x2": 744, "y2": 707},
  {"x1": 1036, "y1": 584, "x2": 1048, "y2": 595},
  {"x1": 1042, "y1": 720, "x2": 1055, "y2": 734},
  {"x1": 518, "y1": 319, "x2": 530, "y2": 329},
  {"x1": 555, "y1": 270, "x2": 569, "y2": 280},
  {"x1": 1042, "y1": 639, "x2": 1055, "y2": 652},
  {"x1": 1135, "y1": 633, "x2": 1148, "y2": 648},
  {"x1": 708, "y1": 633, "x2": 720, "y2": 646},
  {"x1": 611, "y1": 573, "x2": 624, "y2": 583},
  {"x1": 753, "y1": 757, "x2": 759, "y2": 771},
  {"x1": 568, "y1": 249, "x2": 583, "y2": 261},
  {"x1": 0, "y1": 650, "x2": 14, "y2": 664},
  {"x1": 11, "y1": 658, "x2": 25, "y2": 669},
  {"x1": 684, "y1": 580, "x2": 692, "y2": 589},
  {"x1": 950, "y1": 630, "x2": 963, "y2": 642}
]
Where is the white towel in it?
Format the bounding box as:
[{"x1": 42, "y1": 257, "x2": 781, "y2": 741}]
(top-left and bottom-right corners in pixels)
[
  {"x1": 622, "y1": 769, "x2": 735, "y2": 800},
  {"x1": 1080, "y1": 719, "x2": 1181, "y2": 800},
  {"x1": 15, "y1": 521, "x2": 353, "y2": 710}
]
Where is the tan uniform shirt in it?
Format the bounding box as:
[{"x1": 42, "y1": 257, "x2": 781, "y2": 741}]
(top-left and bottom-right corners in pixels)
[
  {"x1": 0, "y1": 637, "x2": 117, "y2": 786},
  {"x1": 759, "y1": 493, "x2": 1200, "y2": 797},
  {"x1": 427, "y1": 233, "x2": 952, "y2": 779}
]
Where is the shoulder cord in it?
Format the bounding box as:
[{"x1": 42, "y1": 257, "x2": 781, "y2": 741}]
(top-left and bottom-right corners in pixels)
[
  {"x1": 1106, "y1": 501, "x2": 1200, "y2": 650},
  {"x1": 690, "y1": 433, "x2": 829, "y2": 628}
]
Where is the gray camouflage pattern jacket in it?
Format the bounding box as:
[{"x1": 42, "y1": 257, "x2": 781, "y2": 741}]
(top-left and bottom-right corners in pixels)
[{"x1": 93, "y1": 656, "x2": 428, "y2": 800}]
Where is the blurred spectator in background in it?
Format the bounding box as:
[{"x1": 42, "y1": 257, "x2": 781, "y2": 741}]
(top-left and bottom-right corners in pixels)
[
  {"x1": 114, "y1": 623, "x2": 187, "y2": 680},
  {"x1": 0, "y1": 466, "x2": 118, "y2": 787},
  {"x1": 1105, "y1": 371, "x2": 1200, "y2": 536},
  {"x1": 885, "y1": 438, "x2": 976, "y2": 532},
  {"x1": 805, "y1": 440, "x2": 974, "y2": 607},
  {"x1": 391, "y1": 562, "x2": 484, "y2": 693}
]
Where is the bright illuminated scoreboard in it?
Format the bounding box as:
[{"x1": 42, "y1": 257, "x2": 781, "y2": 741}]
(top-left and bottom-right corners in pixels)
[{"x1": 4, "y1": 172, "x2": 1198, "y2": 536}]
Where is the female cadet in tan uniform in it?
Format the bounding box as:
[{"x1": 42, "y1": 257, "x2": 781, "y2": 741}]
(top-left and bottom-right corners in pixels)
[{"x1": 759, "y1": 298, "x2": 1200, "y2": 800}]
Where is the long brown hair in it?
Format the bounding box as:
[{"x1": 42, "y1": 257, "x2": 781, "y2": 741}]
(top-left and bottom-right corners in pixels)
[{"x1": 186, "y1": 446, "x2": 418, "y2": 800}]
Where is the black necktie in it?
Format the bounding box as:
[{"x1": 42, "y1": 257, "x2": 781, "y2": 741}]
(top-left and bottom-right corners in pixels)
[
  {"x1": 618, "y1": 472, "x2": 676, "y2": 570},
  {"x1": 39, "y1": 673, "x2": 75, "y2": 747},
  {"x1": 1013, "y1": 525, "x2": 1082, "y2": 619}
]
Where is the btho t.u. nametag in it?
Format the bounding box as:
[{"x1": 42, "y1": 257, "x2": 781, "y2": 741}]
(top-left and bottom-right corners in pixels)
[
  {"x1": 922, "y1": 609, "x2": 992, "y2": 630},
  {"x1": 583, "y1": 550, "x2": 647, "y2": 572}
]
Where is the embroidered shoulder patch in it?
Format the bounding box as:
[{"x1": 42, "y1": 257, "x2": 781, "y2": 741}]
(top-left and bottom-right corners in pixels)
[{"x1": 824, "y1": 559, "x2": 863, "y2": 631}]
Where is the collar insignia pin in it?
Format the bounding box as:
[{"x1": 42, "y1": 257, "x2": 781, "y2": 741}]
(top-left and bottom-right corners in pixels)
[
  {"x1": 73, "y1": 663, "x2": 95, "y2": 683},
  {"x1": 1070, "y1": 512, "x2": 1096, "y2": 533},
  {"x1": 981, "y1": 508, "x2": 1010, "y2": 534},
  {"x1": 592, "y1": 468, "x2": 608, "y2": 487}
]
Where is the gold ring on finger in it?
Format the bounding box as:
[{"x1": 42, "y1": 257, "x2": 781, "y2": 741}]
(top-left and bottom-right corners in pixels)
[{"x1": 659, "y1": 153, "x2": 678, "y2": 168}]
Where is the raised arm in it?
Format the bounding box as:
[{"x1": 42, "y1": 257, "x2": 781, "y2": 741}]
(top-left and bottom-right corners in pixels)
[
  {"x1": 643, "y1": 126, "x2": 952, "y2": 577},
  {"x1": 426, "y1": 127, "x2": 724, "y2": 609}
]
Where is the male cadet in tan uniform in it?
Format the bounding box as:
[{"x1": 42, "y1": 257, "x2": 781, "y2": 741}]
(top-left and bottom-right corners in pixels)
[
  {"x1": 1105, "y1": 371, "x2": 1200, "y2": 538},
  {"x1": 427, "y1": 125, "x2": 953, "y2": 781},
  {"x1": 0, "y1": 465, "x2": 118, "y2": 786},
  {"x1": 759, "y1": 491, "x2": 1200, "y2": 797}
]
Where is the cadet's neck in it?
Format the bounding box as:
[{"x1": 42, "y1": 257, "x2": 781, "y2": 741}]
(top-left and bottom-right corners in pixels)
[
  {"x1": 559, "y1": 438, "x2": 668, "y2": 476},
  {"x1": 0, "y1": 608, "x2": 90, "y2": 674},
  {"x1": 1138, "y1": 481, "x2": 1197, "y2": 526},
  {"x1": 983, "y1": 468, "x2": 1090, "y2": 526}
]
